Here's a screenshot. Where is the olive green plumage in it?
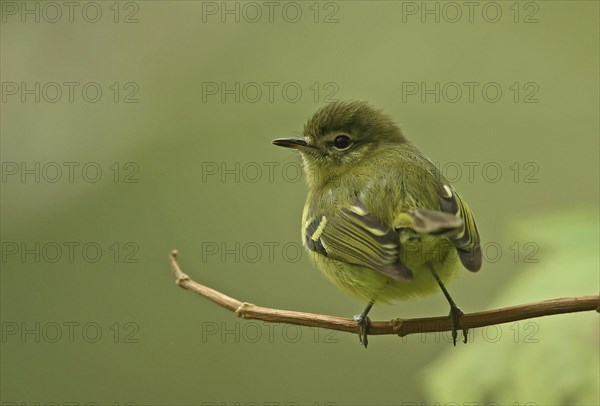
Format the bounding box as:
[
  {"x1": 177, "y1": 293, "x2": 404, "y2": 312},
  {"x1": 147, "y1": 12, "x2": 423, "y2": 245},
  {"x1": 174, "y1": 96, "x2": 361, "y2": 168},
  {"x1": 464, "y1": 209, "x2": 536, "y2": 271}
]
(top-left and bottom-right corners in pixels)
[{"x1": 274, "y1": 100, "x2": 481, "y2": 307}]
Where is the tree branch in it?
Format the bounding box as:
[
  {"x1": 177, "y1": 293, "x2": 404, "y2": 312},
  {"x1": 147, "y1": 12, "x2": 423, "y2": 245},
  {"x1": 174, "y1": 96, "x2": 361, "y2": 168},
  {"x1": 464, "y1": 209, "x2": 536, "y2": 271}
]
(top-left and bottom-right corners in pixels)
[{"x1": 169, "y1": 250, "x2": 599, "y2": 337}]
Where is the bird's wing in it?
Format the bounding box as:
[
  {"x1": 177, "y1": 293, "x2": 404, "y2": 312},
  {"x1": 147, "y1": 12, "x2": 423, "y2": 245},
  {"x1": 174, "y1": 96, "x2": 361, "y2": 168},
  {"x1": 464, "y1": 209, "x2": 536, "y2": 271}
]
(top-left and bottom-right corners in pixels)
[
  {"x1": 439, "y1": 184, "x2": 482, "y2": 271},
  {"x1": 393, "y1": 183, "x2": 482, "y2": 272},
  {"x1": 304, "y1": 200, "x2": 413, "y2": 281}
]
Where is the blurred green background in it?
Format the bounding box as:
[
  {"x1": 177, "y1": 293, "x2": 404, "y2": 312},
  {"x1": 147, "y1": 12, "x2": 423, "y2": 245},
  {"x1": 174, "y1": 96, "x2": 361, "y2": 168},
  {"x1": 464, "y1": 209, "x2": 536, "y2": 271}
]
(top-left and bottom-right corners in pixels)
[{"x1": 1, "y1": 1, "x2": 598, "y2": 405}]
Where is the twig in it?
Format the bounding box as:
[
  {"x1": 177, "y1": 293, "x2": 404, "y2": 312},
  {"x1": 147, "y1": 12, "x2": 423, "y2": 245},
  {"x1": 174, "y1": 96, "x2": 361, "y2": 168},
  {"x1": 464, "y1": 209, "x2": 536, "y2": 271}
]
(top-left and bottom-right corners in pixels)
[{"x1": 169, "y1": 250, "x2": 600, "y2": 337}]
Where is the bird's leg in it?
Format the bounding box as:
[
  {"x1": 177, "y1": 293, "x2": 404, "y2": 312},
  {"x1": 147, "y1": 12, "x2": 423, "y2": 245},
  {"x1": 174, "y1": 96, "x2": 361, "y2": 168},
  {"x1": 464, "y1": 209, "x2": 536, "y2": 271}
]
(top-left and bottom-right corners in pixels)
[
  {"x1": 428, "y1": 265, "x2": 468, "y2": 345},
  {"x1": 354, "y1": 300, "x2": 374, "y2": 348}
]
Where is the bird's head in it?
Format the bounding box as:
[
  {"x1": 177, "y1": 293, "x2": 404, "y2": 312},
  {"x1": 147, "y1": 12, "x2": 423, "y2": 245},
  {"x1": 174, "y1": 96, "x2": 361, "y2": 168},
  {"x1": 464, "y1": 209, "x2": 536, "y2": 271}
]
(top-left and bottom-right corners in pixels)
[{"x1": 273, "y1": 100, "x2": 407, "y2": 187}]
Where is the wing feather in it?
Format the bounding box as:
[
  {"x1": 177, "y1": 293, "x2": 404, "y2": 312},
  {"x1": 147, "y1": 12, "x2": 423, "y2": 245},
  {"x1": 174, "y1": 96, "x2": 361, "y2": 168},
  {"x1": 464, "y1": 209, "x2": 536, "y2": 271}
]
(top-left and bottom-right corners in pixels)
[{"x1": 304, "y1": 201, "x2": 413, "y2": 281}]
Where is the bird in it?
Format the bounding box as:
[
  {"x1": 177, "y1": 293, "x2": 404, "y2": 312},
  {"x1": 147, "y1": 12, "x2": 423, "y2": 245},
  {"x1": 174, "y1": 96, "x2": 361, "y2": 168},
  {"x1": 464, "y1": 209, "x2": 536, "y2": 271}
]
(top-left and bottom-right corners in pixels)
[{"x1": 272, "y1": 100, "x2": 482, "y2": 347}]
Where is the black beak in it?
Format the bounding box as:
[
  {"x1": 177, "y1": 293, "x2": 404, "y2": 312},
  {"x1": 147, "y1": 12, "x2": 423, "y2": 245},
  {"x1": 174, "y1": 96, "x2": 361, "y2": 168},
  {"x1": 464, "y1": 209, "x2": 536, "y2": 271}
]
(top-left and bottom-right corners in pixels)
[{"x1": 272, "y1": 137, "x2": 311, "y2": 151}]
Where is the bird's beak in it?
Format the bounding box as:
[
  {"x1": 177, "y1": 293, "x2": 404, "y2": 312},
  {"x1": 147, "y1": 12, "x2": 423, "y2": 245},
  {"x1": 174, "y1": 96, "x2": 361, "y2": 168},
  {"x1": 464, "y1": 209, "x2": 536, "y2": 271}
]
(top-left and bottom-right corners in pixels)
[{"x1": 272, "y1": 137, "x2": 311, "y2": 151}]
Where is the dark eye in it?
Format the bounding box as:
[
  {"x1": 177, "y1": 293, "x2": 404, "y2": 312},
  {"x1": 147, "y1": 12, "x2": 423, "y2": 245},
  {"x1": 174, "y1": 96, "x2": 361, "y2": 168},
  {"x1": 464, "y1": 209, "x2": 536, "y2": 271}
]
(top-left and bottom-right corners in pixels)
[{"x1": 333, "y1": 135, "x2": 352, "y2": 150}]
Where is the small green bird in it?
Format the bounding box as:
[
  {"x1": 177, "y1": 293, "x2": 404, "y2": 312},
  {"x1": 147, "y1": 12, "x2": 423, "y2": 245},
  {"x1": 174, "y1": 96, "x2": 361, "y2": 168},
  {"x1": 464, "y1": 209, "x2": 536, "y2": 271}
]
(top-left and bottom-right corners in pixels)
[{"x1": 273, "y1": 101, "x2": 482, "y2": 347}]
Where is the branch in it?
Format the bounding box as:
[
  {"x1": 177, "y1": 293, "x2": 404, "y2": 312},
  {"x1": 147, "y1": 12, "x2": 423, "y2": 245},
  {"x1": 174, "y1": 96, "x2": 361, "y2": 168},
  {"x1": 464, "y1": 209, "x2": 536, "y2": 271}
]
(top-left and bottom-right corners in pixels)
[{"x1": 169, "y1": 250, "x2": 599, "y2": 337}]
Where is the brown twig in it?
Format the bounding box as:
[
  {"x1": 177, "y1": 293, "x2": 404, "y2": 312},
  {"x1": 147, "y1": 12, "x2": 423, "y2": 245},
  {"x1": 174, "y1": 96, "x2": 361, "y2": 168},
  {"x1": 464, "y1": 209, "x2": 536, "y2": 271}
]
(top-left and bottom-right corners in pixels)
[{"x1": 169, "y1": 250, "x2": 599, "y2": 337}]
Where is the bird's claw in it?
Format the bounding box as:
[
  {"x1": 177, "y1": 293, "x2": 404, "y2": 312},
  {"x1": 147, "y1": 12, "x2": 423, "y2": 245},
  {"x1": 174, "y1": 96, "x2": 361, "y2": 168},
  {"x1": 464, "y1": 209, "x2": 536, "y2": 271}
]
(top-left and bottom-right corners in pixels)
[
  {"x1": 354, "y1": 314, "x2": 371, "y2": 348},
  {"x1": 449, "y1": 306, "x2": 468, "y2": 345}
]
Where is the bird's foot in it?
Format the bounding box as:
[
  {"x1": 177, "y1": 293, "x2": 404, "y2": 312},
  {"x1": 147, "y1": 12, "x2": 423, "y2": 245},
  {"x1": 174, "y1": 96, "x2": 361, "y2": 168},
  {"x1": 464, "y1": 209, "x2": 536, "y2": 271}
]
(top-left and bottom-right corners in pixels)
[
  {"x1": 353, "y1": 314, "x2": 371, "y2": 348},
  {"x1": 449, "y1": 306, "x2": 468, "y2": 346}
]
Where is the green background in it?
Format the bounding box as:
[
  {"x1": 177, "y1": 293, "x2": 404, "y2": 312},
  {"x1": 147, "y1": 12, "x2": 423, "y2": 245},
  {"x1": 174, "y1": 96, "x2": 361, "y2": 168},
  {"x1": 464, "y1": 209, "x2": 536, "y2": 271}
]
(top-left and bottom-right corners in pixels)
[{"x1": 1, "y1": 1, "x2": 598, "y2": 405}]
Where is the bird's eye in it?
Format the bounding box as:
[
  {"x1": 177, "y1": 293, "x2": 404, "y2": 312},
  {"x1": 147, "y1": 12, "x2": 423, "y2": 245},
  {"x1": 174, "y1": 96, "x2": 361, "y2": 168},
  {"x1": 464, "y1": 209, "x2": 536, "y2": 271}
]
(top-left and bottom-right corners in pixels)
[{"x1": 333, "y1": 135, "x2": 352, "y2": 150}]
